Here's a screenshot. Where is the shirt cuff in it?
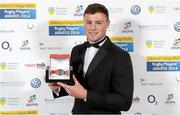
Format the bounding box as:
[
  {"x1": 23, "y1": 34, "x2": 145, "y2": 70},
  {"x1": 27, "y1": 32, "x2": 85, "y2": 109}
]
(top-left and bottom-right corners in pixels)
[
  {"x1": 84, "y1": 96, "x2": 87, "y2": 102},
  {"x1": 53, "y1": 87, "x2": 61, "y2": 96},
  {"x1": 83, "y1": 91, "x2": 87, "y2": 102}
]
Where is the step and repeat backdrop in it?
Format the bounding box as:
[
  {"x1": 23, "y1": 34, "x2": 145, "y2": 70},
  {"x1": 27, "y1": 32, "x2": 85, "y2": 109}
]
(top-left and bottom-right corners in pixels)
[{"x1": 1, "y1": 0, "x2": 180, "y2": 115}]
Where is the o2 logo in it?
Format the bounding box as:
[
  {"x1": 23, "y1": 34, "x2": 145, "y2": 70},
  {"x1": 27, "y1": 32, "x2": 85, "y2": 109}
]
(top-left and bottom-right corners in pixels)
[
  {"x1": 1, "y1": 41, "x2": 12, "y2": 51},
  {"x1": 147, "y1": 95, "x2": 158, "y2": 105}
]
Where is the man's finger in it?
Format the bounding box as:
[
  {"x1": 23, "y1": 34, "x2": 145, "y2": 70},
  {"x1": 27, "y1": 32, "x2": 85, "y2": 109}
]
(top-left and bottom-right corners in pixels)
[
  {"x1": 48, "y1": 83, "x2": 56, "y2": 86},
  {"x1": 73, "y1": 75, "x2": 78, "y2": 83},
  {"x1": 57, "y1": 82, "x2": 68, "y2": 89}
]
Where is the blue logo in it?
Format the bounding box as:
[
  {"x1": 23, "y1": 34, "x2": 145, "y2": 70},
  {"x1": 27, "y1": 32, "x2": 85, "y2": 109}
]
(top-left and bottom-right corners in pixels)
[
  {"x1": 1, "y1": 41, "x2": 12, "y2": 51},
  {"x1": 1, "y1": 41, "x2": 9, "y2": 50},
  {"x1": 131, "y1": 5, "x2": 141, "y2": 15},
  {"x1": 147, "y1": 95, "x2": 156, "y2": 103},
  {"x1": 174, "y1": 22, "x2": 180, "y2": 32},
  {"x1": 31, "y1": 78, "x2": 41, "y2": 88}
]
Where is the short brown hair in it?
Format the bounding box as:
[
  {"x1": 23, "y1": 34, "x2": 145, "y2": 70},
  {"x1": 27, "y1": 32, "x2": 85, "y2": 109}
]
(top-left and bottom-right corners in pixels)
[{"x1": 84, "y1": 3, "x2": 109, "y2": 21}]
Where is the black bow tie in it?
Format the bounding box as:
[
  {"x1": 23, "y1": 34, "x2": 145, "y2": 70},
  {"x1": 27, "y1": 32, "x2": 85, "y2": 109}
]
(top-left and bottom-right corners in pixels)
[{"x1": 86, "y1": 37, "x2": 106, "y2": 48}]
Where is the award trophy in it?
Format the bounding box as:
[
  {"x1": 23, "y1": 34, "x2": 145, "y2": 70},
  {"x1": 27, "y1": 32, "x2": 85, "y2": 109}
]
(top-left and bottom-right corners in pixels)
[{"x1": 46, "y1": 54, "x2": 74, "y2": 85}]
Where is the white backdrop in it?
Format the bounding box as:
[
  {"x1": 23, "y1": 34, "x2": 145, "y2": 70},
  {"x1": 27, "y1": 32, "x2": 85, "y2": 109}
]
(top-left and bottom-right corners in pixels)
[{"x1": 1, "y1": 0, "x2": 180, "y2": 115}]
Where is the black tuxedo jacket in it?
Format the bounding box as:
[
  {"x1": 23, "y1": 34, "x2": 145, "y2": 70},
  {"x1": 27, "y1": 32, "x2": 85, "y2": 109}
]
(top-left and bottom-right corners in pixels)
[{"x1": 53, "y1": 37, "x2": 134, "y2": 114}]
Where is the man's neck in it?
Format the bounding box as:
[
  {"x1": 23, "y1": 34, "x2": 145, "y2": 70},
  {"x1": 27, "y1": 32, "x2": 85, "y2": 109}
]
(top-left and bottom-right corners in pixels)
[{"x1": 88, "y1": 35, "x2": 106, "y2": 44}]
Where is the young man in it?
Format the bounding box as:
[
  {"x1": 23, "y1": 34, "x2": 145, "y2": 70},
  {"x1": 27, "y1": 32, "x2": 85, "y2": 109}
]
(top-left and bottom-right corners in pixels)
[{"x1": 48, "y1": 3, "x2": 134, "y2": 114}]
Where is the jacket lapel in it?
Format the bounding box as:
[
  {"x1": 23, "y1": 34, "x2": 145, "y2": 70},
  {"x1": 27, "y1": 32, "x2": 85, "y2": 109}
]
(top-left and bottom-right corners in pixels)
[
  {"x1": 85, "y1": 37, "x2": 112, "y2": 78},
  {"x1": 78, "y1": 44, "x2": 87, "y2": 75}
]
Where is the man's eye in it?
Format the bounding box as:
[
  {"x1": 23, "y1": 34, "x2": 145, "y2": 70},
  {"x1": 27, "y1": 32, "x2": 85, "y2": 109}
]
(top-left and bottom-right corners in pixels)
[
  {"x1": 86, "y1": 21, "x2": 91, "y2": 24},
  {"x1": 96, "y1": 21, "x2": 102, "y2": 24}
]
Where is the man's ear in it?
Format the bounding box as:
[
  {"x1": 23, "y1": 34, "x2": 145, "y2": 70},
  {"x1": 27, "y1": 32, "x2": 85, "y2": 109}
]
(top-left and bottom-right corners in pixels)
[{"x1": 107, "y1": 20, "x2": 110, "y2": 28}]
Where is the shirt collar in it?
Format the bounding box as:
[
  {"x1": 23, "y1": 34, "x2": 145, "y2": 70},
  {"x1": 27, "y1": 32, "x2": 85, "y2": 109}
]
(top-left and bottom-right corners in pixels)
[{"x1": 88, "y1": 35, "x2": 107, "y2": 47}]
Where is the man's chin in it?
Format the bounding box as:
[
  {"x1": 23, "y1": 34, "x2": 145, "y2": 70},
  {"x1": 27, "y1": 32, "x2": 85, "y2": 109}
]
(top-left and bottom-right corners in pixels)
[{"x1": 88, "y1": 37, "x2": 99, "y2": 42}]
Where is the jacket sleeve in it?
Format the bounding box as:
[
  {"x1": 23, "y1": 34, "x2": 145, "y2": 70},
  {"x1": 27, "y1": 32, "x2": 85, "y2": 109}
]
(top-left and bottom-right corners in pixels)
[{"x1": 53, "y1": 87, "x2": 68, "y2": 98}]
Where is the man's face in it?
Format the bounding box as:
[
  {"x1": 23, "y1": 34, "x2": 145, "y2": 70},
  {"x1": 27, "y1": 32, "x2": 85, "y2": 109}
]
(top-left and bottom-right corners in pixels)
[{"x1": 83, "y1": 12, "x2": 110, "y2": 42}]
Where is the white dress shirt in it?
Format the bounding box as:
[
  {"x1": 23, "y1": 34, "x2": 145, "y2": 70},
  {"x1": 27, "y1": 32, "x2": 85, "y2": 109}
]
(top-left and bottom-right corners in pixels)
[{"x1": 83, "y1": 37, "x2": 106, "y2": 76}]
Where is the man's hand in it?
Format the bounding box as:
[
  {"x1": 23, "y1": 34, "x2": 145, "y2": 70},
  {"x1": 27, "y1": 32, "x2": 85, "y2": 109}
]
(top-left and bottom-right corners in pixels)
[
  {"x1": 57, "y1": 75, "x2": 87, "y2": 100},
  {"x1": 45, "y1": 66, "x2": 61, "y2": 93},
  {"x1": 48, "y1": 83, "x2": 60, "y2": 93}
]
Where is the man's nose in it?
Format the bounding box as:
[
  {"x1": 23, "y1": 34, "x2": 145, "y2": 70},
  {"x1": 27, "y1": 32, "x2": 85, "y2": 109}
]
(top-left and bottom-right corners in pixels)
[{"x1": 90, "y1": 23, "x2": 96, "y2": 30}]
